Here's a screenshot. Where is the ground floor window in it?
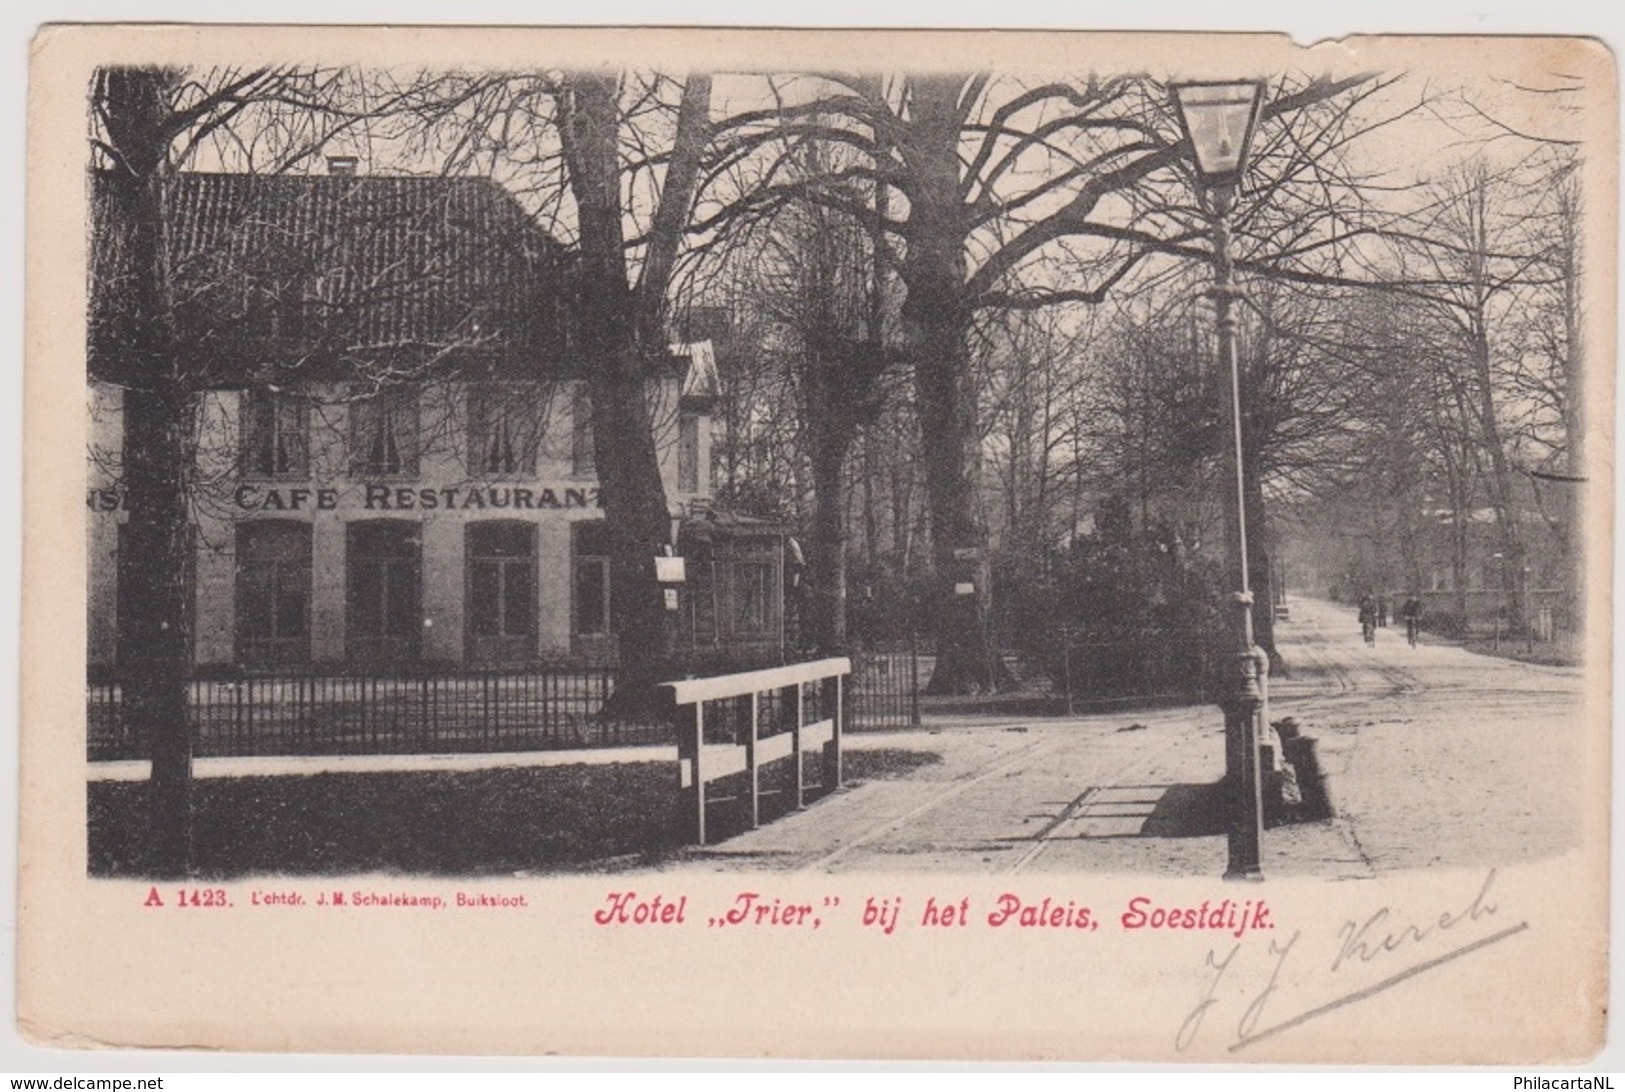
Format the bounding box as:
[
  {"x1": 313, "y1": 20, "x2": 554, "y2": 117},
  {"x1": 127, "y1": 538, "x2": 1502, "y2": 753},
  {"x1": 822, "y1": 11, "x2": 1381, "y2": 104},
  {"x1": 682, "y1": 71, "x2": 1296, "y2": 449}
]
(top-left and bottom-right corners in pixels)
[
  {"x1": 347, "y1": 520, "x2": 422, "y2": 665},
  {"x1": 467, "y1": 521, "x2": 536, "y2": 666},
  {"x1": 733, "y1": 558, "x2": 775, "y2": 635},
  {"x1": 689, "y1": 558, "x2": 719, "y2": 646},
  {"x1": 236, "y1": 520, "x2": 311, "y2": 668},
  {"x1": 572, "y1": 520, "x2": 612, "y2": 643}
]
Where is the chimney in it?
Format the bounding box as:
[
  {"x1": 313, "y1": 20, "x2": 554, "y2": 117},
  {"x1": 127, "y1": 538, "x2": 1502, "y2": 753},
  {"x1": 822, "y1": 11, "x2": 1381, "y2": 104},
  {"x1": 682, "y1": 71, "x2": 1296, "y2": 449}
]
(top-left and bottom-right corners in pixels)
[{"x1": 326, "y1": 155, "x2": 359, "y2": 177}]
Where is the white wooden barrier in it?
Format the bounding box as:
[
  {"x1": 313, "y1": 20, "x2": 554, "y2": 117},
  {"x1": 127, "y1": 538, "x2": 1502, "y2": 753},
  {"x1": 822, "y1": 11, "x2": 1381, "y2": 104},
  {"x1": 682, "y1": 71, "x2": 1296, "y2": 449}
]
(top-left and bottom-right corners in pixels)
[{"x1": 664, "y1": 657, "x2": 850, "y2": 846}]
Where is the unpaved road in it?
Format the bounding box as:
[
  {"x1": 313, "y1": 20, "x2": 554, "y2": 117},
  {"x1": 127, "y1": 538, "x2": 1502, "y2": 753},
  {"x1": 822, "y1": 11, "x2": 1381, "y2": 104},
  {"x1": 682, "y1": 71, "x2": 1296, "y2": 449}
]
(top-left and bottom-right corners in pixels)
[{"x1": 653, "y1": 597, "x2": 1589, "y2": 878}]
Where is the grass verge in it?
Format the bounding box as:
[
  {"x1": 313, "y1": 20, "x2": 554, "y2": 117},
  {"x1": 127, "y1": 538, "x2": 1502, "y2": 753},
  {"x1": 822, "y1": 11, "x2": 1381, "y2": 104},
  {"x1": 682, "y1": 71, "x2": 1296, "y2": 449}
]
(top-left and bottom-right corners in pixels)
[{"x1": 89, "y1": 748, "x2": 941, "y2": 879}]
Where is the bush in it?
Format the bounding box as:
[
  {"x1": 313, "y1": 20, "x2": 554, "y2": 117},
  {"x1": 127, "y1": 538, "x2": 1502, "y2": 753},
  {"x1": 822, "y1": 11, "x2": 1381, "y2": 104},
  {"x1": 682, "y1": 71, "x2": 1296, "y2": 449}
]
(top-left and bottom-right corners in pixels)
[
  {"x1": 846, "y1": 566, "x2": 937, "y2": 646},
  {"x1": 1425, "y1": 611, "x2": 1467, "y2": 638},
  {"x1": 996, "y1": 534, "x2": 1227, "y2": 704}
]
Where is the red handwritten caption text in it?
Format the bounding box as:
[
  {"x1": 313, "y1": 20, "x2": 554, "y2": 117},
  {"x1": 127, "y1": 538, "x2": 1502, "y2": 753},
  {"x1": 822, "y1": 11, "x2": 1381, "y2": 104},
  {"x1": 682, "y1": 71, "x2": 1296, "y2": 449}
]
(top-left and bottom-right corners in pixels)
[{"x1": 591, "y1": 891, "x2": 1275, "y2": 936}]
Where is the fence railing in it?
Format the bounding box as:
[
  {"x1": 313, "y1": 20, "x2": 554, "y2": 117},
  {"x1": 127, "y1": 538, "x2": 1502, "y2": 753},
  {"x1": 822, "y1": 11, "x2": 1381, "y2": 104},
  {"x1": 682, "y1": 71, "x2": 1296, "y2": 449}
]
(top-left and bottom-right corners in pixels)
[
  {"x1": 87, "y1": 668, "x2": 625, "y2": 761},
  {"x1": 848, "y1": 648, "x2": 921, "y2": 729},
  {"x1": 1046, "y1": 631, "x2": 1211, "y2": 712},
  {"x1": 88, "y1": 650, "x2": 923, "y2": 762},
  {"x1": 665, "y1": 657, "x2": 850, "y2": 845}
]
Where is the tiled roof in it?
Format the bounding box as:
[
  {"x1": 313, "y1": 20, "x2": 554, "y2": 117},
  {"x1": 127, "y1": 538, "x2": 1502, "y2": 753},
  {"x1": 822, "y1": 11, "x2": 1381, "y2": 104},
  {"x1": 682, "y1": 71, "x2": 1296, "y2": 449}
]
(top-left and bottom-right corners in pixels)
[{"x1": 90, "y1": 170, "x2": 571, "y2": 386}]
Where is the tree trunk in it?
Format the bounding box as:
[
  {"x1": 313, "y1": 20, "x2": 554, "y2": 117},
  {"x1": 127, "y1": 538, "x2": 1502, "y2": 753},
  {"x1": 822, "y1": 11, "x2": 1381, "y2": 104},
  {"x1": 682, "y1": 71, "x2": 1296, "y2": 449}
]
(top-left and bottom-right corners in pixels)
[
  {"x1": 1468, "y1": 319, "x2": 1526, "y2": 629},
  {"x1": 99, "y1": 68, "x2": 198, "y2": 878},
  {"x1": 805, "y1": 435, "x2": 849, "y2": 655},
  {"x1": 121, "y1": 382, "x2": 197, "y2": 878},
  {"x1": 590, "y1": 363, "x2": 678, "y2": 720},
  {"x1": 1443, "y1": 454, "x2": 1472, "y2": 622},
  {"x1": 903, "y1": 76, "x2": 1000, "y2": 695},
  {"x1": 559, "y1": 71, "x2": 680, "y2": 722}
]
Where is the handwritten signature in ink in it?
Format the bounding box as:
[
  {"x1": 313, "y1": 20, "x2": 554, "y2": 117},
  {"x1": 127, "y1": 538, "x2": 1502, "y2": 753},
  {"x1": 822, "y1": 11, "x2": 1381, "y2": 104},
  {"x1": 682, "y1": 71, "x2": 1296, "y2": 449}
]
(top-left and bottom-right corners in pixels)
[{"x1": 1176, "y1": 869, "x2": 1529, "y2": 1054}]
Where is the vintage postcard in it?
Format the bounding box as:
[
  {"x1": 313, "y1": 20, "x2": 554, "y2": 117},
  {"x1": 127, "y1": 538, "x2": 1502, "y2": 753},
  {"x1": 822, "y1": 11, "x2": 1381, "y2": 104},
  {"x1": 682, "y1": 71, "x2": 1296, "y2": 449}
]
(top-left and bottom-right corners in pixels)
[{"x1": 17, "y1": 24, "x2": 1616, "y2": 1062}]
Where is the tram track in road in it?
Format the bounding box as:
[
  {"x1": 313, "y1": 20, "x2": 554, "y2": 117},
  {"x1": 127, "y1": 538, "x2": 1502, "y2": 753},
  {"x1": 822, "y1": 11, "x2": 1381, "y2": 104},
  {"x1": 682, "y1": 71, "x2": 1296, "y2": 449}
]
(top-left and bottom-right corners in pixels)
[
  {"x1": 798, "y1": 733, "x2": 1066, "y2": 874},
  {"x1": 993, "y1": 602, "x2": 1424, "y2": 878},
  {"x1": 1279, "y1": 608, "x2": 1422, "y2": 706},
  {"x1": 1003, "y1": 727, "x2": 1195, "y2": 874},
  {"x1": 786, "y1": 600, "x2": 1447, "y2": 877}
]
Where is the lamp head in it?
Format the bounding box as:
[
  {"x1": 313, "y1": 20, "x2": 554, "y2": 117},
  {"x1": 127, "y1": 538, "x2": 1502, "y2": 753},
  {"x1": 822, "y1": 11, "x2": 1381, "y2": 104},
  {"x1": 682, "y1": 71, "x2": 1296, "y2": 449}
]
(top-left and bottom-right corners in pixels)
[{"x1": 1170, "y1": 80, "x2": 1267, "y2": 189}]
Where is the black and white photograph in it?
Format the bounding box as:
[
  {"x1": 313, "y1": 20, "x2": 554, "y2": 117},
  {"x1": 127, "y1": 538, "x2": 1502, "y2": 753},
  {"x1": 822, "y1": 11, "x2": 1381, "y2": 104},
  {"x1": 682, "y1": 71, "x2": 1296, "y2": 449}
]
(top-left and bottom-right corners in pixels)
[{"x1": 16, "y1": 22, "x2": 1616, "y2": 1064}]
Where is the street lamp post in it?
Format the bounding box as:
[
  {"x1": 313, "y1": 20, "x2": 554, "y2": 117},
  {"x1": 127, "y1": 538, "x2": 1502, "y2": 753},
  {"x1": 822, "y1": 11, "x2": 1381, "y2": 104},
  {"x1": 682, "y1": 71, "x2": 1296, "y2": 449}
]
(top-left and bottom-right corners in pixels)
[
  {"x1": 1171, "y1": 79, "x2": 1268, "y2": 882},
  {"x1": 1523, "y1": 564, "x2": 1534, "y2": 653},
  {"x1": 1490, "y1": 552, "x2": 1503, "y2": 653}
]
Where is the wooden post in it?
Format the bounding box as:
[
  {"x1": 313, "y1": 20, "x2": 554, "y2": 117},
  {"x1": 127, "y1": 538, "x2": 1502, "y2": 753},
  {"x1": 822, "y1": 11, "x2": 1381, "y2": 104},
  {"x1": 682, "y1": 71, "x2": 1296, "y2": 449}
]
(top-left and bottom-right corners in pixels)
[
  {"x1": 823, "y1": 674, "x2": 845, "y2": 790},
  {"x1": 747, "y1": 691, "x2": 760, "y2": 829},
  {"x1": 835, "y1": 674, "x2": 844, "y2": 787},
  {"x1": 693, "y1": 700, "x2": 707, "y2": 846},
  {"x1": 793, "y1": 682, "x2": 805, "y2": 809}
]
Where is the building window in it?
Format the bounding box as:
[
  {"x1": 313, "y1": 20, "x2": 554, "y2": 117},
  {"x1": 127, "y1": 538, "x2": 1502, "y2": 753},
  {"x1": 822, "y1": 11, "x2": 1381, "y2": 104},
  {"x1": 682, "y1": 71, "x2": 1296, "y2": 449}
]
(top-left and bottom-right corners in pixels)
[
  {"x1": 571, "y1": 385, "x2": 595, "y2": 477},
  {"x1": 468, "y1": 384, "x2": 540, "y2": 477},
  {"x1": 240, "y1": 389, "x2": 310, "y2": 479},
  {"x1": 572, "y1": 520, "x2": 611, "y2": 637},
  {"x1": 689, "y1": 557, "x2": 718, "y2": 647},
  {"x1": 346, "y1": 520, "x2": 421, "y2": 665},
  {"x1": 467, "y1": 522, "x2": 536, "y2": 665},
  {"x1": 734, "y1": 559, "x2": 775, "y2": 634},
  {"x1": 350, "y1": 389, "x2": 419, "y2": 478},
  {"x1": 235, "y1": 521, "x2": 310, "y2": 668},
  {"x1": 678, "y1": 412, "x2": 701, "y2": 493}
]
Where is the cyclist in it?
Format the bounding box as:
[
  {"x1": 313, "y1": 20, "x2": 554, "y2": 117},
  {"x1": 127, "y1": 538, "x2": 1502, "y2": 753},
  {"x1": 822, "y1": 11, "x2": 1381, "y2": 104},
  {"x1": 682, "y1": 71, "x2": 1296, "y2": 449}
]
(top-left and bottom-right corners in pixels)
[
  {"x1": 1358, "y1": 594, "x2": 1377, "y2": 646},
  {"x1": 1402, "y1": 594, "x2": 1423, "y2": 648}
]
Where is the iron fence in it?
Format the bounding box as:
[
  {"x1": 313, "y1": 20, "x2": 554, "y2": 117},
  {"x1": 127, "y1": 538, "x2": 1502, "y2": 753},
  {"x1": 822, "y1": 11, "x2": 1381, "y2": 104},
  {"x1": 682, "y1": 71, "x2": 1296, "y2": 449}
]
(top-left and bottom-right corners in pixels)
[
  {"x1": 1051, "y1": 632, "x2": 1213, "y2": 710},
  {"x1": 848, "y1": 649, "x2": 921, "y2": 730},
  {"x1": 88, "y1": 649, "x2": 925, "y2": 761},
  {"x1": 88, "y1": 668, "x2": 626, "y2": 761}
]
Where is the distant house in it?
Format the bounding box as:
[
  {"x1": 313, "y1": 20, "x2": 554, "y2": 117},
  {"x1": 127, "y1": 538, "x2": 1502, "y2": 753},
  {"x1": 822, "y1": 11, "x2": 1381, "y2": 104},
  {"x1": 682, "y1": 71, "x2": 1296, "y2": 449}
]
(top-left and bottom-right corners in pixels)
[{"x1": 87, "y1": 162, "x2": 782, "y2": 675}]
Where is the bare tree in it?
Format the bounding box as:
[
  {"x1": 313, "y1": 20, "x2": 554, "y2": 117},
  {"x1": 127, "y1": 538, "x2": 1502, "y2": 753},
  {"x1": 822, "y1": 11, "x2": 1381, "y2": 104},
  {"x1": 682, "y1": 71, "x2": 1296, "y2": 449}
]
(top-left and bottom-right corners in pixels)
[
  {"x1": 389, "y1": 69, "x2": 715, "y2": 717},
  {"x1": 559, "y1": 71, "x2": 713, "y2": 716},
  {"x1": 693, "y1": 69, "x2": 1387, "y2": 691},
  {"x1": 690, "y1": 136, "x2": 896, "y2": 654},
  {"x1": 90, "y1": 65, "x2": 442, "y2": 876}
]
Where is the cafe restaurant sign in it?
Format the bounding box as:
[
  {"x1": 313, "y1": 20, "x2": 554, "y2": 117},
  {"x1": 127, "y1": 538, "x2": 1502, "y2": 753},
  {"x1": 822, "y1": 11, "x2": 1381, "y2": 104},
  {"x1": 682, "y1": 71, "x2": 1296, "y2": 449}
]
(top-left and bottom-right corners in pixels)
[{"x1": 87, "y1": 482, "x2": 605, "y2": 513}]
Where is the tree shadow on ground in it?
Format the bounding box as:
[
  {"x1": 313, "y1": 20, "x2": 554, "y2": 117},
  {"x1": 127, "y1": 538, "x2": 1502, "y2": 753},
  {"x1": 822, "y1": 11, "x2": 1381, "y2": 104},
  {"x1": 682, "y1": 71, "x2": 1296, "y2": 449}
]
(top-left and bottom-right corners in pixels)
[{"x1": 88, "y1": 748, "x2": 940, "y2": 879}]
